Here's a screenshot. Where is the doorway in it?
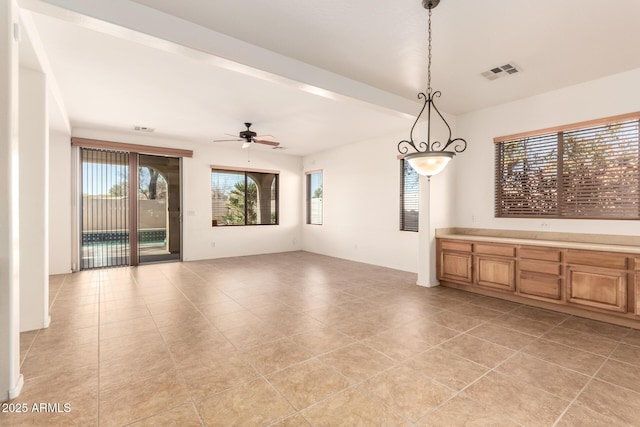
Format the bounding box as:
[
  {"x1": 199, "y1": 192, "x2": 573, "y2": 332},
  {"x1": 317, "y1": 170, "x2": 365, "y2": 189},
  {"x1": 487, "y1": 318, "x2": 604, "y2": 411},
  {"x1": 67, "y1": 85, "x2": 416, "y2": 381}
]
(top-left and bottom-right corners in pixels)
[
  {"x1": 137, "y1": 154, "x2": 181, "y2": 264},
  {"x1": 80, "y1": 148, "x2": 182, "y2": 269}
]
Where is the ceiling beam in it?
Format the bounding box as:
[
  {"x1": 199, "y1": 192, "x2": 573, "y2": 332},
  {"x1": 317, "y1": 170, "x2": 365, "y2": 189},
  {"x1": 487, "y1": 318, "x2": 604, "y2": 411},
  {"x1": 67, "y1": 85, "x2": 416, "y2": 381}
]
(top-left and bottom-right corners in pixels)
[{"x1": 19, "y1": 0, "x2": 418, "y2": 118}]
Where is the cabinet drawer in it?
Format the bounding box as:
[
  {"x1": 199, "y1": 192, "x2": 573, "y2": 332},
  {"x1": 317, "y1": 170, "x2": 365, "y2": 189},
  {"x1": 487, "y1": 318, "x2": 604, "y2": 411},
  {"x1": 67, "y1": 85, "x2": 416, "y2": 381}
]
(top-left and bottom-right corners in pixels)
[
  {"x1": 565, "y1": 249, "x2": 628, "y2": 270},
  {"x1": 520, "y1": 259, "x2": 560, "y2": 276},
  {"x1": 518, "y1": 272, "x2": 561, "y2": 301},
  {"x1": 441, "y1": 240, "x2": 472, "y2": 252},
  {"x1": 566, "y1": 265, "x2": 627, "y2": 313},
  {"x1": 475, "y1": 243, "x2": 516, "y2": 257},
  {"x1": 519, "y1": 246, "x2": 561, "y2": 262}
]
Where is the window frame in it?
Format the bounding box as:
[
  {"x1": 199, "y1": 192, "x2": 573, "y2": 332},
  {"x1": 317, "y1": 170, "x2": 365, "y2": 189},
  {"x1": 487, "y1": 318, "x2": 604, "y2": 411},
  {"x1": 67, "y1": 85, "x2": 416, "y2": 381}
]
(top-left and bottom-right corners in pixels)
[
  {"x1": 494, "y1": 112, "x2": 640, "y2": 220},
  {"x1": 306, "y1": 170, "x2": 323, "y2": 225},
  {"x1": 211, "y1": 166, "x2": 280, "y2": 226},
  {"x1": 400, "y1": 158, "x2": 419, "y2": 231}
]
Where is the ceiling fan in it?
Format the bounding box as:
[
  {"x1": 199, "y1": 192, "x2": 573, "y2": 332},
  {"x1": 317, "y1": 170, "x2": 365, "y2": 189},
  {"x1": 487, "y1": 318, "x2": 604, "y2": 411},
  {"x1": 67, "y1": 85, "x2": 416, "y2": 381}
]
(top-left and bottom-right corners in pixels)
[{"x1": 213, "y1": 122, "x2": 281, "y2": 149}]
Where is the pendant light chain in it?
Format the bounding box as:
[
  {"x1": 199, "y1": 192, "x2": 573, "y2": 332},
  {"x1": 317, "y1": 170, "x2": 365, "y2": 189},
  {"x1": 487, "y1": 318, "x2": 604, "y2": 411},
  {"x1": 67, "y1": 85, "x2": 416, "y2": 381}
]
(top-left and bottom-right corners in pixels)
[{"x1": 427, "y1": 7, "x2": 433, "y2": 95}]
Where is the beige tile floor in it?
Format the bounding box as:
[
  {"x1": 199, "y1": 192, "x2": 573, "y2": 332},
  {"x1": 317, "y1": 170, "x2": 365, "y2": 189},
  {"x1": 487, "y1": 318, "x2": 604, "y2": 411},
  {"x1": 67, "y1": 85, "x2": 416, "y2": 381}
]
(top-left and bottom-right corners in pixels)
[{"x1": 2, "y1": 251, "x2": 640, "y2": 426}]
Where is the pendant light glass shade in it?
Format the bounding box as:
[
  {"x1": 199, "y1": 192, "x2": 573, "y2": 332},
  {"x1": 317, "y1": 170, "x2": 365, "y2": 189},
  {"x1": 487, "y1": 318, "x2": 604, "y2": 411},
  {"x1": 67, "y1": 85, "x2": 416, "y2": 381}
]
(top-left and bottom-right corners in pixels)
[{"x1": 404, "y1": 151, "x2": 454, "y2": 177}]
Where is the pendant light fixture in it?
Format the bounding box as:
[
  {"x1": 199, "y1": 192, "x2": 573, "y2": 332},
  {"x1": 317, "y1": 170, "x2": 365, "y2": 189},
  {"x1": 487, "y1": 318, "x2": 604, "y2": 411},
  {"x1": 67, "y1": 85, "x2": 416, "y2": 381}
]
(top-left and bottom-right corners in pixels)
[{"x1": 398, "y1": 0, "x2": 467, "y2": 179}]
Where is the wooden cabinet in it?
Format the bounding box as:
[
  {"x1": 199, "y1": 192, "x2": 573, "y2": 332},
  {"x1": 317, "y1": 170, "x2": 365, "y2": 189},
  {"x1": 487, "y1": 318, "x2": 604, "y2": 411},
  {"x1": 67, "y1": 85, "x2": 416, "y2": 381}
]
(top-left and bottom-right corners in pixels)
[
  {"x1": 439, "y1": 240, "x2": 473, "y2": 284},
  {"x1": 635, "y1": 258, "x2": 640, "y2": 316},
  {"x1": 517, "y1": 246, "x2": 562, "y2": 302},
  {"x1": 565, "y1": 249, "x2": 629, "y2": 313},
  {"x1": 436, "y1": 236, "x2": 640, "y2": 328},
  {"x1": 566, "y1": 265, "x2": 627, "y2": 313},
  {"x1": 636, "y1": 272, "x2": 640, "y2": 316},
  {"x1": 474, "y1": 242, "x2": 516, "y2": 291},
  {"x1": 436, "y1": 240, "x2": 516, "y2": 291},
  {"x1": 476, "y1": 255, "x2": 515, "y2": 291}
]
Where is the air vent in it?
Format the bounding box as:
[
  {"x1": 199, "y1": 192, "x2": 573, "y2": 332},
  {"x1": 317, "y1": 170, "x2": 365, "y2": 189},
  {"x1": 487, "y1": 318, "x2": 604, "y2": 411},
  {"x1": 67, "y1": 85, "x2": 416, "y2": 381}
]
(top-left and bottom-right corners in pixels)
[
  {"x1": 133, "y1": 125, "x2": 155, "y2": 132},
  {"x1": 481, "y1": 63, "x2": 521, "y2": 81}
]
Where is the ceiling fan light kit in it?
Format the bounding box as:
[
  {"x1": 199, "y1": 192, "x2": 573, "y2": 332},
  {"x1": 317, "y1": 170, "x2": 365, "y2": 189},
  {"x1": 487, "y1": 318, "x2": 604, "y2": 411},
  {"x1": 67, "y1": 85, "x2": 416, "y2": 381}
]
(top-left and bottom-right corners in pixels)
[{"x1": 397, "y1": 0, "x2": 467, "y2": 179}]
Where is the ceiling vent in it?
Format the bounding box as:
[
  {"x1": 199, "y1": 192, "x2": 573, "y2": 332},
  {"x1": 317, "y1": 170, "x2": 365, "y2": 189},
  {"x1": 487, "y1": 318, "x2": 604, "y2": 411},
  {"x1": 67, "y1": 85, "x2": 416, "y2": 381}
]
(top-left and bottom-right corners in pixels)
[
  {"x1": 481, "y1": 63, "x2": 520, "y2": 81},
  {"x1": 133, "y1": 125, "x2": 155, "y2": 132}
]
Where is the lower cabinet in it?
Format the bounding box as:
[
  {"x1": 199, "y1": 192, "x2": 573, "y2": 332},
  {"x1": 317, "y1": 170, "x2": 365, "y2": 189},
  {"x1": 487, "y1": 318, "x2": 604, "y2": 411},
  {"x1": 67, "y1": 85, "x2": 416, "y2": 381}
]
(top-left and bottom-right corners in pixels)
[
  {"x1": 566, "y1": 265, "x2": 627, "y2": 313},
  {"x1": 436, "y1": 237, "x2": 639, "y2": 326},
  {"x1": 440, "y1": 251, "x2": 473, "y2": 283},
  {"x1": 439, "y1": 240, "x2": 473, "y2": 284},
  {"x1": 516, "y1": 247, "x2": 562, "y2": 303},
  {"x1": 476, "y1": 255, "x2": 515, "y2": 291},
  {"x1": 637, "y1": 273, "x2": 640, "y2": 316}
]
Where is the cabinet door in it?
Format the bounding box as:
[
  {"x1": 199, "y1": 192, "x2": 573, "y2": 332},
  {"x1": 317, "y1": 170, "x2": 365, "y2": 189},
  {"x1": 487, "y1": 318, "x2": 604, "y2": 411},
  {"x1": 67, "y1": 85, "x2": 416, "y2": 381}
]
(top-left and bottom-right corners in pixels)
[
  {"x1": 476, "y1": 255, "x2": 515, "y2": 291},
  {"x1": 566, "y1": 265, "x2": 627, "y2": 313},
  {"x1": 636, "y1": 272, "x2": 640, "y2": 316},
  {"x1": 440, "y1": 251, "x2": 473, "y2": 283}
]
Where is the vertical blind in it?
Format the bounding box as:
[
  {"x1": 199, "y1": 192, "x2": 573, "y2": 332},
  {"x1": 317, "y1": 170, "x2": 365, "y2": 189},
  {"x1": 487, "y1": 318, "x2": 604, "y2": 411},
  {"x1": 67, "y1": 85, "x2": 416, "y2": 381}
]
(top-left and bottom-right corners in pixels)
[
  {"x1": 495, "y1": 114, "x2": 640, "y2": 219},
  {"x1": 81, "y1": 148, "x2": 130, "y2": 269},
  {"x1": 400, "y1": 159, "x2": 419, "y2": 231}
]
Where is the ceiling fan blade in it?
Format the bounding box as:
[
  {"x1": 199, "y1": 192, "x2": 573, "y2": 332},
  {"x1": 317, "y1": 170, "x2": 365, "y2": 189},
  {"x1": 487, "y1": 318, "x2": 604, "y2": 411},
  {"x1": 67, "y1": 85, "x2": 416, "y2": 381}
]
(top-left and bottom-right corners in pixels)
[
  {"x1": 224, "y1": 133, "x2": 239, "y2": 137},
  {"x1": 254, "y1": 139, "x2": 280, "y2": 147},
  {"x1": 213, "y1": 138, "x2": 242, "y2": 142}
]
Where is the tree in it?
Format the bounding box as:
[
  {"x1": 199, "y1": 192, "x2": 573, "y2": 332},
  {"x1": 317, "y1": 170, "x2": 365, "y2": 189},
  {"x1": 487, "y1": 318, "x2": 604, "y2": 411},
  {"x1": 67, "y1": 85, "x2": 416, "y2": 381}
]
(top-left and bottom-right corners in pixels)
[
  {"x1": 223, "y1": 181, "x2": 257, "y2": 225},
  {"x1": 139, "y1": 167, "x2": 166, "y2": 200},
  {"x1": 108, "y1": 182, "x2": 127, "y2": 197},
  {"x1": 312, "y1": 186, "x2": 323, "y2": 199}
]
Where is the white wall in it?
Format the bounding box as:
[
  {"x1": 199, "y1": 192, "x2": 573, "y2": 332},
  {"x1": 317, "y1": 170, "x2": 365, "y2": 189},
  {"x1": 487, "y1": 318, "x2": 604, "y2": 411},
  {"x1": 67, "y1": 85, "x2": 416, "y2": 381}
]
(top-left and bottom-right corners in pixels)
[
  {"x1": 181, "y1": 138, "x2": 303, "y2": 260},
  {"x1": 19, "y1": 67, "x2": 50, "y2": 330},
  {"x1": 63, "y1": 129, "x2": 303, "y2": 265},
  {"x1": 49, "y1": 129, "x2": 72, "y2": 274},
  {"x1": 301, "y1": 130, "x2": 421, "y2": 273},
  {"x1": 455, "y1": 68, "x2": 640, "y2": 236}
]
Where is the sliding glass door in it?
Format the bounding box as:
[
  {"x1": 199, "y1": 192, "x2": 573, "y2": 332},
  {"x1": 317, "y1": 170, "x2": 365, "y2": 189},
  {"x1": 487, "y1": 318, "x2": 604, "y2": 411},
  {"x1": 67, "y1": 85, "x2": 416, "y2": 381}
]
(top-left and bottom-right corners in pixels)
[
  {"x1": 80, "y1": 148, "x2": 181, "y2": 269},
  {"x1": 138, "y1": 154, "x2": 181, "y2": 264},
  {"x1": 80, "y1": 148, "x2": 130, "y2": 269}
]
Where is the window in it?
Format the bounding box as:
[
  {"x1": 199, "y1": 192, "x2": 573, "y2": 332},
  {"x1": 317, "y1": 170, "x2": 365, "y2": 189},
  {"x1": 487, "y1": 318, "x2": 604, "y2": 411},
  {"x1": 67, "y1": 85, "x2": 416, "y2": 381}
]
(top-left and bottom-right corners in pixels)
[
  {"x1": 400, "y1": 159, "x2": 419, "y2": 231},
  {"x1": 495, "y1": 113, "x2": 640, "y2": 219},
  {"x1": 306, "y1": 171, "x2": 323, "y2": 225},
  {"x1": 211, "y1": 168, "x2": 279, "y2": 226}
]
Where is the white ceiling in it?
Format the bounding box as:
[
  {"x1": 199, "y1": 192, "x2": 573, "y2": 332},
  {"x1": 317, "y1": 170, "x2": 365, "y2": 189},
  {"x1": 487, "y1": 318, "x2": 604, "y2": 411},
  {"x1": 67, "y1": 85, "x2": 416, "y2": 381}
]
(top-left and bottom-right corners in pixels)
[{"x1": 19, "y1": 0, "x2": 640, "y2": 156}]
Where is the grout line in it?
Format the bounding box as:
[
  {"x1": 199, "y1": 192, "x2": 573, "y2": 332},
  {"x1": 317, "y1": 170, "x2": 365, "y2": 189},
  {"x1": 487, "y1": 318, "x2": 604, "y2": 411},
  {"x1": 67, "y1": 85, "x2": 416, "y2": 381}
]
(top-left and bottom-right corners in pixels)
[{"x1": 550, "y1": 337, "x2": 625, "y2": 427}]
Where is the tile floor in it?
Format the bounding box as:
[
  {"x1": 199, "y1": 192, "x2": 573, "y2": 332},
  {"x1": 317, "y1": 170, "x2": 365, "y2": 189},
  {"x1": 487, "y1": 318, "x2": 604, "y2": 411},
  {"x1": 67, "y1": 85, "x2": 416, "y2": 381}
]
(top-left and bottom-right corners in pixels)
[{"x1": 2, "y1": 251, "x2": 640, "y2": 426}]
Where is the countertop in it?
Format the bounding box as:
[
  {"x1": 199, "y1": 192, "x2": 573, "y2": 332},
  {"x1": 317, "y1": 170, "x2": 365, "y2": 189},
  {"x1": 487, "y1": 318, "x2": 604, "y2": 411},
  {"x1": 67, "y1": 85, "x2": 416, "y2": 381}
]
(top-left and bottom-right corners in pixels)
[{"x1": 437, "y1": 233, "x2": 640, "y2": 255}]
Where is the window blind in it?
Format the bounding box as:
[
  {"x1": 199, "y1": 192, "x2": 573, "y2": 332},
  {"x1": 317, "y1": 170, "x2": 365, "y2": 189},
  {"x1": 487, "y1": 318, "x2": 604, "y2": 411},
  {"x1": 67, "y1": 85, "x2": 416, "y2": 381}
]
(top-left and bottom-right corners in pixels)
[
  {"x1": 495, "y1": 113, "x2": 640, "y2": 219},
  {"x1": 400, "y1": 159, "x2": 419, "y2": 231}
]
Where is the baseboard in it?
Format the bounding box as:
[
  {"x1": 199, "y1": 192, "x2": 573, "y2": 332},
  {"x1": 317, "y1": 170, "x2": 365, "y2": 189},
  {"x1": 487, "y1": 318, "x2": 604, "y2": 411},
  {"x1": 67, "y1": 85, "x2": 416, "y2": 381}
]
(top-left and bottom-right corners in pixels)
[
  {"x1": 8, "y1": 374, "x2": 24, "y2": 399},
  {"x1": 416, "y1": 280, "x2": 440, "y2": 288}
]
